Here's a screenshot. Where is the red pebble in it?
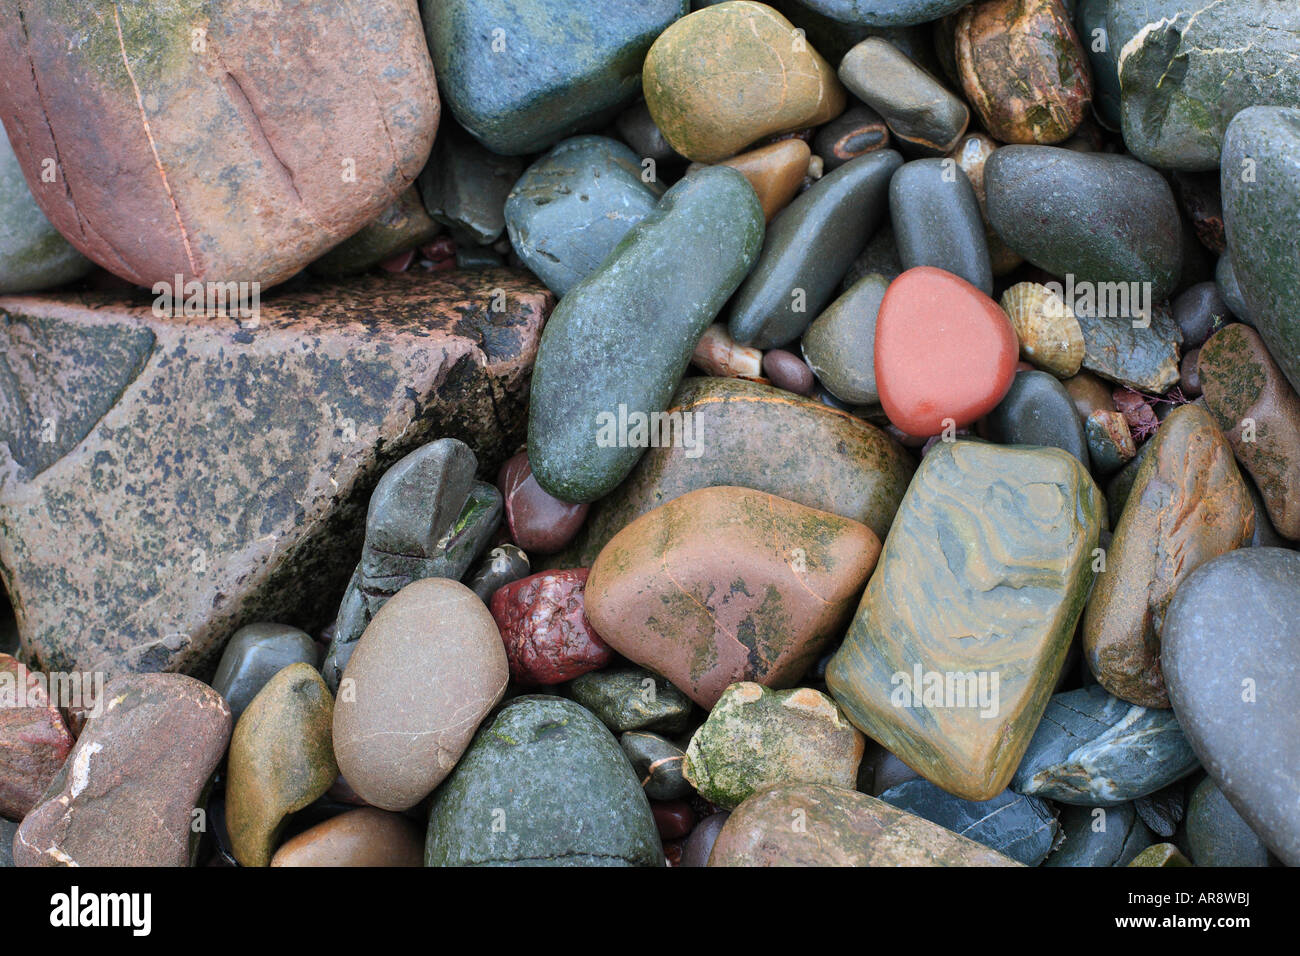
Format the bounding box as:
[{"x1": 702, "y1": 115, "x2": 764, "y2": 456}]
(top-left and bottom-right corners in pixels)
[
  {"x1": 497, "y1": 451, "x2": 589, "y2": 555},
  {"x1": 379, "y1": 249, "x2": 415, "y2": 273},
  {"x1": 489, "y1": 569, "x2": 612, "y2": 685},
  {"x1": 652, "y1": 800, "x2": 696, "y2": 841},
  {"x1": 874, "y1": 266, "x2": 1019, "y2": 437},
  {"x1": 0, "y1": 654, "x2": 75, "y2": 819}
]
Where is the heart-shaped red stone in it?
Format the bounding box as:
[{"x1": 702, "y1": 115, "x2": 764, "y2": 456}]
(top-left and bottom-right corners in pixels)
[{"x1": 875, "y1": 266, "x2": 1019, "y2": 437}]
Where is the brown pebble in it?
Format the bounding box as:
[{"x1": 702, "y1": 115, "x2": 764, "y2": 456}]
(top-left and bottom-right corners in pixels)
[
  {"x1": 762, "y1": 349, "x2": 815, "y2": 395},
  {"x1": 270, "y1": 807, "x2": 423, "y2": 867},
  {"x1": 1180, "y1": 347, "x2": 1202, "y2": 397}
]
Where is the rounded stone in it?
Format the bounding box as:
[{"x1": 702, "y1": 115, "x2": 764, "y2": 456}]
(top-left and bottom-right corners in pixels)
[
  {"x1": 489, "y1": 568, "x2": 612, "y2": 686},
  {"x1": 567, "y1": 665, "x2": 695, "y2": 736},
  {"x1": 889, "y1": 159, "x2": 993, "y2": 295},
  {"x1": 621, "y1": 730, "x2": 691, "y2": 801},
  {"x1": 1185, "y1": 776, "x2": 1271, "y2": 868},
  {"x1": 716, "y1": 139, "x2": 811, "y2": 223},
  {"x1": 813, "y1": 104, "x2": 890, "y2": 171},
  {"x1": 880, "y1": 779, "x2": 1061, "y2": 865},
  {"x1": 984, "y1": 370, "x2": 1090, "y2": 468},
  {"x1": 0, "y1": 127, "x2": 92, "y2": 293},
  {"x1": 498, "y1": 451, "x2": 589, "y2": 556},
  {"x1": 761, "y1": 349, "x2": 815, "y2": 395},
  {"x1": 1173, "y1": 281, "x2": 1232, "y2": 349},
  {"x1": 680, "y1": 811, "x2": 730, "y2": 867},
  {"x1": 465, "y1": 544, "x2": 532, "y2": 604},
  {"x1": 211, "y1": 623, "x2": 319, "y2": 724},
  {"x1": 801, "y1": 272, "x2": 889, "y2": 405},
  {"x1": 270, "y1": 807, "x2": 423, "y2": 867}
]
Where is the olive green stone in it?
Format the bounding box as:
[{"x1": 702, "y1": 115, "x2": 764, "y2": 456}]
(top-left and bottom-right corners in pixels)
[
  {"x1": 827, "y1": 440, "x2": 1103, "y2": 801},
  {"x1": 309, "y1": 186, "x2": 441, "y2": 277},
  {"x1": 225, "y1": 663, "x2": 337, "y2": 868},
  {"x1": 801, "y1": 273, "x2": 889, "y2": 405},
  {"x1": 425, "y1": 695, "x2": 661, "y2": 866},
  {"x1": 620, "y1": 731, "x2": 691, "y2": 801},
  {"x1": 1128, "y1": 842, "x2": 1191, "y2": 867},
  {"x1": 683, "y1": 682, "x2": 864, "y2": 809},
  {"x1": 528, "y1": 166, "x2": 763, "y2": 503},
  {"x1": 568, "y1": 665, "x2": 694, "y2": 736},
  {"x1": 0, "y1": 128, "x2": 92, "y2": 293}
]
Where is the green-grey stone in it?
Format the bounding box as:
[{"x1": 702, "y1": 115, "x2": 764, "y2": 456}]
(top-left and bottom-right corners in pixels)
[
  {"x1": 1109, "y1": 0, "x2": 1300, "y2": 171},
  {"x1": 528, "y1": 166, "x2": 763, "y2": 503},
  {"x1": 0, "y1": 129, "x2": 93, "y2": 294},
  {"x1": 889, "y1": 158, "x2": 992, "y2": 295},
  {"x1": 424, "y1": 0, "x2": 688, "y2": 156},
  {"x1": 1128, "y1": 842, "x2": 1191, "y2": 866},
  {"x1": 842, "y1": 223, "x2": 902, "y2": 289},
  {"x1": 1011, "y1": 686, "x2": 1200, "y2": 806},
  {"x1": 801, "y1": 273, "x2": 888, "y2": 405},
  {"x1": 986, "y1": 146, "x2": 1183, "y2": 302},
  {"x1": 309, "y1": 186, "x2": 441, "y2": 277},
  {"x1": 425, "y1": 695, "x2": 661, "y2": 866},
  {"x1": 1086, "y1": 411, "x2": 1131, "y2": 476},
  {"x1": 567, "y1": 665, "x2": 694, "y2": 736},
  {"x1": 985, "y1": 370, "x2": 1089, "y2": 468},
  {"x1": 417, "y1": 124, "x2": 524, "y2": 246},
  {"x1": 505, "y1": 136, "x2": 664, "y2": 298},
  {"x1": 792, "y1": 1, "x2": 974, "y2": 32},
  {"x1": 620, "y1": 730, "x2": 691, "y2": 801},
  {"x1": 1076, "y1": 304, "x2": 1182, "y2": 393},
  {"x1": 1215, "y1": 254, "x2": 1254, "y2": 328},
  {"x1": 1075, "y1": 0, "x2": 1119, "y2": 130},
  {"x1": 0, "y1": 816, "x2": 14, "y2": 867},
  {"x1": 1221, "y1": 106, "x2": 1300, "y2": 394},
  {"x1": 1044, "y1": 803, "x2": 1153, "y2": 867},
  {"x1": 1185, "y1": 776, "x2": 1271, "y2": 867},
  {"x1": 211, "y1": 623, "x2": 319, "y2": 722}
]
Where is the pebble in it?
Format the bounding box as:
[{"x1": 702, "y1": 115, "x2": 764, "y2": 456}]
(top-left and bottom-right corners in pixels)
[
  {"x1": 615, "y1": 100, "x2": 682, "y2": 166},
  {"x1": 1044, "y1": 803, "x2": 1152, "y2": 868},
  {"x1": 1085, "y1": 409, "x2": 1136, "y2": 476},
  {"x1": 643, "y1": 2, "x2": 845, "y2": 163},
  {"x1": 692, "y1": 324, "x2": 764, "y2": 379},
  {"x1": 498, "y1": 451, "x2": 589, "y2": 555},
  {"x1": 652, "y1": 800, "x2": 695, "y2": 841},
  {"x1": 1077, "y1": 303, "x2": 1183, "y2": 394},
  {"x1": 716, "y1": 139, "x2": 812, "y2": 223},
  {"x1": 727, "y1": 150, "x2": 901, "y2": 348},
  {"x1": 680, "y1": 811, "x2": 730, "y2": 867},
  {"x1": 813, "y1": 104, "x2": 890, "y2": 171},
  {"x1": 270, "y1": 807, "x2": 423, "y2": 867},
  {"x1": 708, "y1": 784, "x2": 1020, "y2": 866},
  {"x1": 856, "y1": 743, "x2": 922, "y2": 797},
  {"x1": 490, "y1": 568, "x2": 612, "y2": 685},
  {"x1": 418, "y1": 124, "x2": 527, "y2": 243},
  {"x1": 1083, "y1": 404, "x2": 1254, "y2": 707},
  {"x1": 828, "y1": 440, "x2": 1101, "y2": 800},
  {"x1": 0, "y1": 654, "x2": 75, "y2": 820},
  {"x1": 425, "y1": 695, "x2": 662, "y2": 866},
  {"x1": 0, "y1": 128, "x2": 92, "y2": 293},
  {"x1": 1162, "y1": 548, "x2": 1300, "y2": 866},
  {"x1": 333, "y1": 578, "x2": 508, "y2": 812},
  {"x1": 587, "y1": 486, "x2": 880, "y2": 708},
  {"x1": 761, "y1": 350, "x2": 815, "y2": 395},
  {"x1": 948, "y1": 132, "x2": 1024, "y2": 275},
  {"x1": 1011, "y1": 686, "x2": 1199, "y2": 806},
  {"x1": 466, "y1": 545, "x2": 532, "y2": 603},
  {"x1": 226, "y1": 663, "x2": 337, "y2": 867},
  {"x1": 873, "y1": 266, "x2": 1019, "y2": 436},
  {"x1": 984, "y1": 370, "x2": 1090, "y2": 468},
  {"x1": 801, "y1": 272, "x2": 889, "y2": 405},
  {"x1": 211, "y1": 623, "x2": 319, "y2": 723},
  {"x1": 505, "y1": 136, "x2": 663, "y2": 296},
  {"x1": 838, "y1": 38, "x2": 969, "y2": 156},
  {"x1": 1128, "y1": 843, "x2": 1191, "y2": 867},
  {"x1": 621, "y1": 731, "x2": 692, "y2": 801},
  {"x1": 1173, "y1": 281, "x2": 1233, "y2": 349},
  {"x1": 1184, "y1": 776, "x2": 1272, "y2": 868},
  {"x1": 1134, "y1": 781, "x2": 1188, "y2": 839},
  {"x1": 14, "y1": 674, "x2": 231, "y2": 867},
  {"x1": 889, "y1": 159, "x2": 992, "y2": 295},
  {"x1": 310, "y1": 186, "x2": 442, "y2": 278},
  {"x1": 1064, "y1": 370, "x2": 1117, "y2": 421},
  {"x1": 683, "y1": 683, "x2": 864, "y2": 809},
  {"x1": 568, "y1": 665, "x2": 694, "y2": 737},
  {"x1": 798, "y1": 1, "x2": 973, "y2": 29}
]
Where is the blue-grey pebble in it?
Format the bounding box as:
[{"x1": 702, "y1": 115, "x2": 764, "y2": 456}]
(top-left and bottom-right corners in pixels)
[
  {"x1": 889, "y1": 158, "x2": 992, "y2": 295},
  {"x1": 1045, "y1": 802, "x2": 1152, "y2": 867},
  {"x1": 212, "y1": 623, "x2": 319, "y2": 722}
]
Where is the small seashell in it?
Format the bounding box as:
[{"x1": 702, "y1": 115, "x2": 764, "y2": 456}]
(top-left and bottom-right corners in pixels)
[
  {"x1": 691, "y1": 323, "x2": 763, "y2": 379},
  {"x1": 1000, "y1": 282, "x2": 1085, "y2": 378}
]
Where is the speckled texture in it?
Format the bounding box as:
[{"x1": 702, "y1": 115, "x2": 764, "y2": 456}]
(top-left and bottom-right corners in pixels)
[
  {"x1": 801, "y1": 273, "x2": 889, "y2": 405},
  {"x1": 567, "y1": 665, "x2": 694, "y2": 736},
  {"x1": 1075, "y1": 303, "x2": 1182, "y2": 393},
  {"x1": 708, "y1": 783, "x2": 1022, "y2": 866},
  {"x1": 0, "y1": 269, "x2": 550, "y2": 680},
  {"x1": 880, "y1": 779, "x2": 1061, "y2": 865},
  {"x1": 0, "y1": 127, "x2": 91, "y2": 293},
  {"x1": 827, "y1": 441, "x2": 1102, "y2": 801},
  {"x1": 14, "y1": 673, "x2": 230, "y2": 866},
  {"x1": 425, "y1": 695, "x2": 662, "y2": 866},
  {"x1": 1010, "y1": 686, "x2": 1199, "y2": 805},
  {"x1": 1162, "y1": 548, "x2": 1300, "y2": 866},
  {"x1": 0, "y1": 1, "x2": 437, "y2": 288}
]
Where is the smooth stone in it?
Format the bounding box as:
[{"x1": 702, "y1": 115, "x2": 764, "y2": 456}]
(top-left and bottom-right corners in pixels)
[
  {"x1": 1173, "y1": 282, "x2": 1232, "y2": 349},
  {"x1": 0, "y1": 654, "x2": 75, "y2": 820},
  {"x1": 567, "y1": 665, "x2": 694, "y2": 736},
  {"x1": 1215, "y1": 254, "x2": 1254, "y2": 327},
  {"x1": 1074, "y1": 0, "x2": 1120, "y2": 130},
  {"x1": 838, "y1": 38, "x2": 969, "y2": 155},
  {"x1": 226, "y1": 663, "x2": 336, "y2": 867},
  {"x1": 1128, "y1": 842, "x2": 1191, "y2": 867},
  {"x1": 0, "y1": 817, "x2": 15, "y2": 867},
  {"x1": 211, "y1": 623, "x2": 318, "y2": 723},
  {"x1": 1162, "y1": 548, "x2": 1300, "y2": 866},
  {"x1": 1221, "y1": 106, "x2": 1300, "y2": 395},
  {"x1": 490, "y1": 569, "x2": 612, "y2": 686},
  {"x1": 1064, "y1": 370, "x2": 1117, "y2": 421},
  {"x1": 621, "y1": 731, "x2": 692, "y2": 801},
  {"x1": 827, "y1": 441, "x2": 1102, "y2": 800},
  {"x1": 1185, "y1": 776, "x2": 1271, "y2": 868},
  {"x1": 587, "y1": 486, "x2": 880, "y2": 708},
  {"x1": 1075, "y1": 304, "x2": 1183, "y2": 393},
  {"x1": 0, "y1": 270, "x2": 549, "y2": 679},
  {"x1": 643, "y1": 2, "x2": 845, "y2": 163},
  {"x1": 270, "y1": 807, "x2": 423, "y2": 867},
  {"x1": 498, "y1": 451, "x2": 589, "y2": 556},
  {"x1": 692, "y1": 323, "x2": 764, "y2": 378},
  {"x1": 1044, "y1": 803, "x2": 1153, "y2": 867},
  {"x1": 505, "y1": 136, "x2": 663, "y2": 297},
  {"x1": 652, "y1": 800, "x2": 695, "y2": 841},
  {"x1": 843, "y1": 222, "x2": 903, "y2": 288},
  {"x1": 1110, "y1": 1, "x2": 1300, "y2": 171},
  {"x1": 856, "y1": 743, "x2": 922, "y2": 796},
  {"x1": 425, "y1": 695, "x2": 662, "y2": 866},
  {"x1": 333, "y1": 579, "x2": 508, "y2": 812},
  {"x1": 1199, "y1": 324, "x2": 1300, "y2": 539},
  {"x1": 985, "y1": 370, "x2": 1090, "y2": 467},
  {"x1": 814, "y1": 104, "x2": 890, "y2": 171},
  {"x1": 1083, "y1": 404, "x2": 1254, "y2": 708},
  {"x1": 0, "y1": 127, "x2": 92, "y2": 293},
  {"x1": 889, "y1": 159, "x2": 992, "y2": 294},
  {"x1": 878, "y1": 780, "x2": 1060, "y2": 865},
  {"x1": 14, "y1": 674, "x2": 230, "y2": 866},
  {"x1": 683, "y1": 683, "x2": 864, "y2": 809},
  {"x1": 417, "y1": 124, "x2": 523, "y2": 247},
  {"x1": 0, "y1": 2, "x2": 437, "y2": 289},
  {"x1": 1180, "y1": 349, "x2": 1202, "y2": 397},
  {"x1": 467, "y1": 545, "x2": 532, "y2": 604},
  {"x1": 708, "y1": 783, "x2": 1021, "y2": 866},
  {"x1": 949, "y1": 132, "x2": 1024, "y2": 276},
  {"x1": 762, "y1": 349, "x2": 816, "y2": 395},
  {"x1": 873, "y1": 266, "x2": 1019, "y2": 436},
  {"x1": 1085, "y1": 409, "x2": 1136, "y2": 476},
  {"x1": 954, "y1": 0, "x2": 1090, "y2": 144},
  {"x1": 324, "y1": 439, "x2": 499, "y2": 689},
  {"x1": 616, "y1": 100, "x2": 682, "y2": 166},
  {"x1": 801, "y1": 272, "x2": 888, "y2": 405},
  {"x1": 425, "y1": 0, "x2": 684, "y2": 155},
  {"x1": 727, "y1": 150, "x2": 901, "y2": 348},
  {"x1": 309, "y1": 186, "x2": 441, "y2": 278},
  {"x1": 680, "y1": 811, "x2": 730, "y2": 867},
  {"x1": 717, "y1": 140, "x2": 812, "y2": 224},
  {"x1": 986, "y1": 146, "x2": 1183, "y2": 302},
  {"x1": 791, "y1": 1, "x2": 973, "y2": 29},
  {"x1": 1011, "y1": 686, "x2": 1199, "y2": 805},
  {"x1": 529, "y1": 166, "x2": 763, "y2": 503}
]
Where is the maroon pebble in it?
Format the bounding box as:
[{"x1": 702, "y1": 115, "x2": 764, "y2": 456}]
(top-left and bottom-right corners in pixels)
[
  {"x1": 497, "y1": 451, "x2": 589, "y2": 555},
  {"x1": 761, "y1": 349, "x2": 815, "y2": 395},
  {"x1": 680, "y1": 811, "x2": 731, "y2": 867},
  {"x1": 652, "y1": 799, "x2": 695, "y2": 841},
  {"x1": 489, "y1": 568, "x2": 612, "y2": 685}
]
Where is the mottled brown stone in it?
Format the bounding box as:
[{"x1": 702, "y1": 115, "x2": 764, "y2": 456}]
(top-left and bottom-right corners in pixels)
[
  {"x1": 707, "y1": 784, "x2": 1021, "y2": 866},
  {"x1": 14, "y1": 673, "x2": 230, "y2": 866},
  {"x1": 716, "y1": 140, "x2": 811, "y2": 223},
  {"x1": 270, "y1": 807, "x2": 423, "y2": 867},
  {"x1": 0, "y1": 653, "x2": 73, "y2": 819},
  {"x1": 1083, "y1": 404, "x2": 1254, "y2": 708},
  {"x1": 0, "y1": 270, "x2": 550, "y2": 679},
  {"x1": 586, "y1": 486, "x2": 880, "y2": 709},
  {"x1": 0, "y1": 2, "x2": 437, "y2": 289}
]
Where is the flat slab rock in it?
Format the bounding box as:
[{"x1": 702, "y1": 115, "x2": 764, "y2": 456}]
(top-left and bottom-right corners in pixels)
[{"x1": 0, "y1": 269, "x2": 551, "y2": 679}]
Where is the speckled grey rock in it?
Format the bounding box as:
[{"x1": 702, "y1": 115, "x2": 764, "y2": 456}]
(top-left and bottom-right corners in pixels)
[
  {"x1": 211, "y1": 623, "x2": 319, "y2": 722},
  {"x1": 1185, "y1": 776, "x2": 1271, "y2": 867},
  {"x1": 1044, "y1": 802, "x2": 1153, "y2": 867},
  {"x1": 889, "y1": 158, "x2": 991, "y2": 295}
]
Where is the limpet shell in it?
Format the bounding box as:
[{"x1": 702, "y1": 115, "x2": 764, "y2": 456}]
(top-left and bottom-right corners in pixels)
[{"x1": 1000, "y1": 282, "x2": 1084, "y2": 378}]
